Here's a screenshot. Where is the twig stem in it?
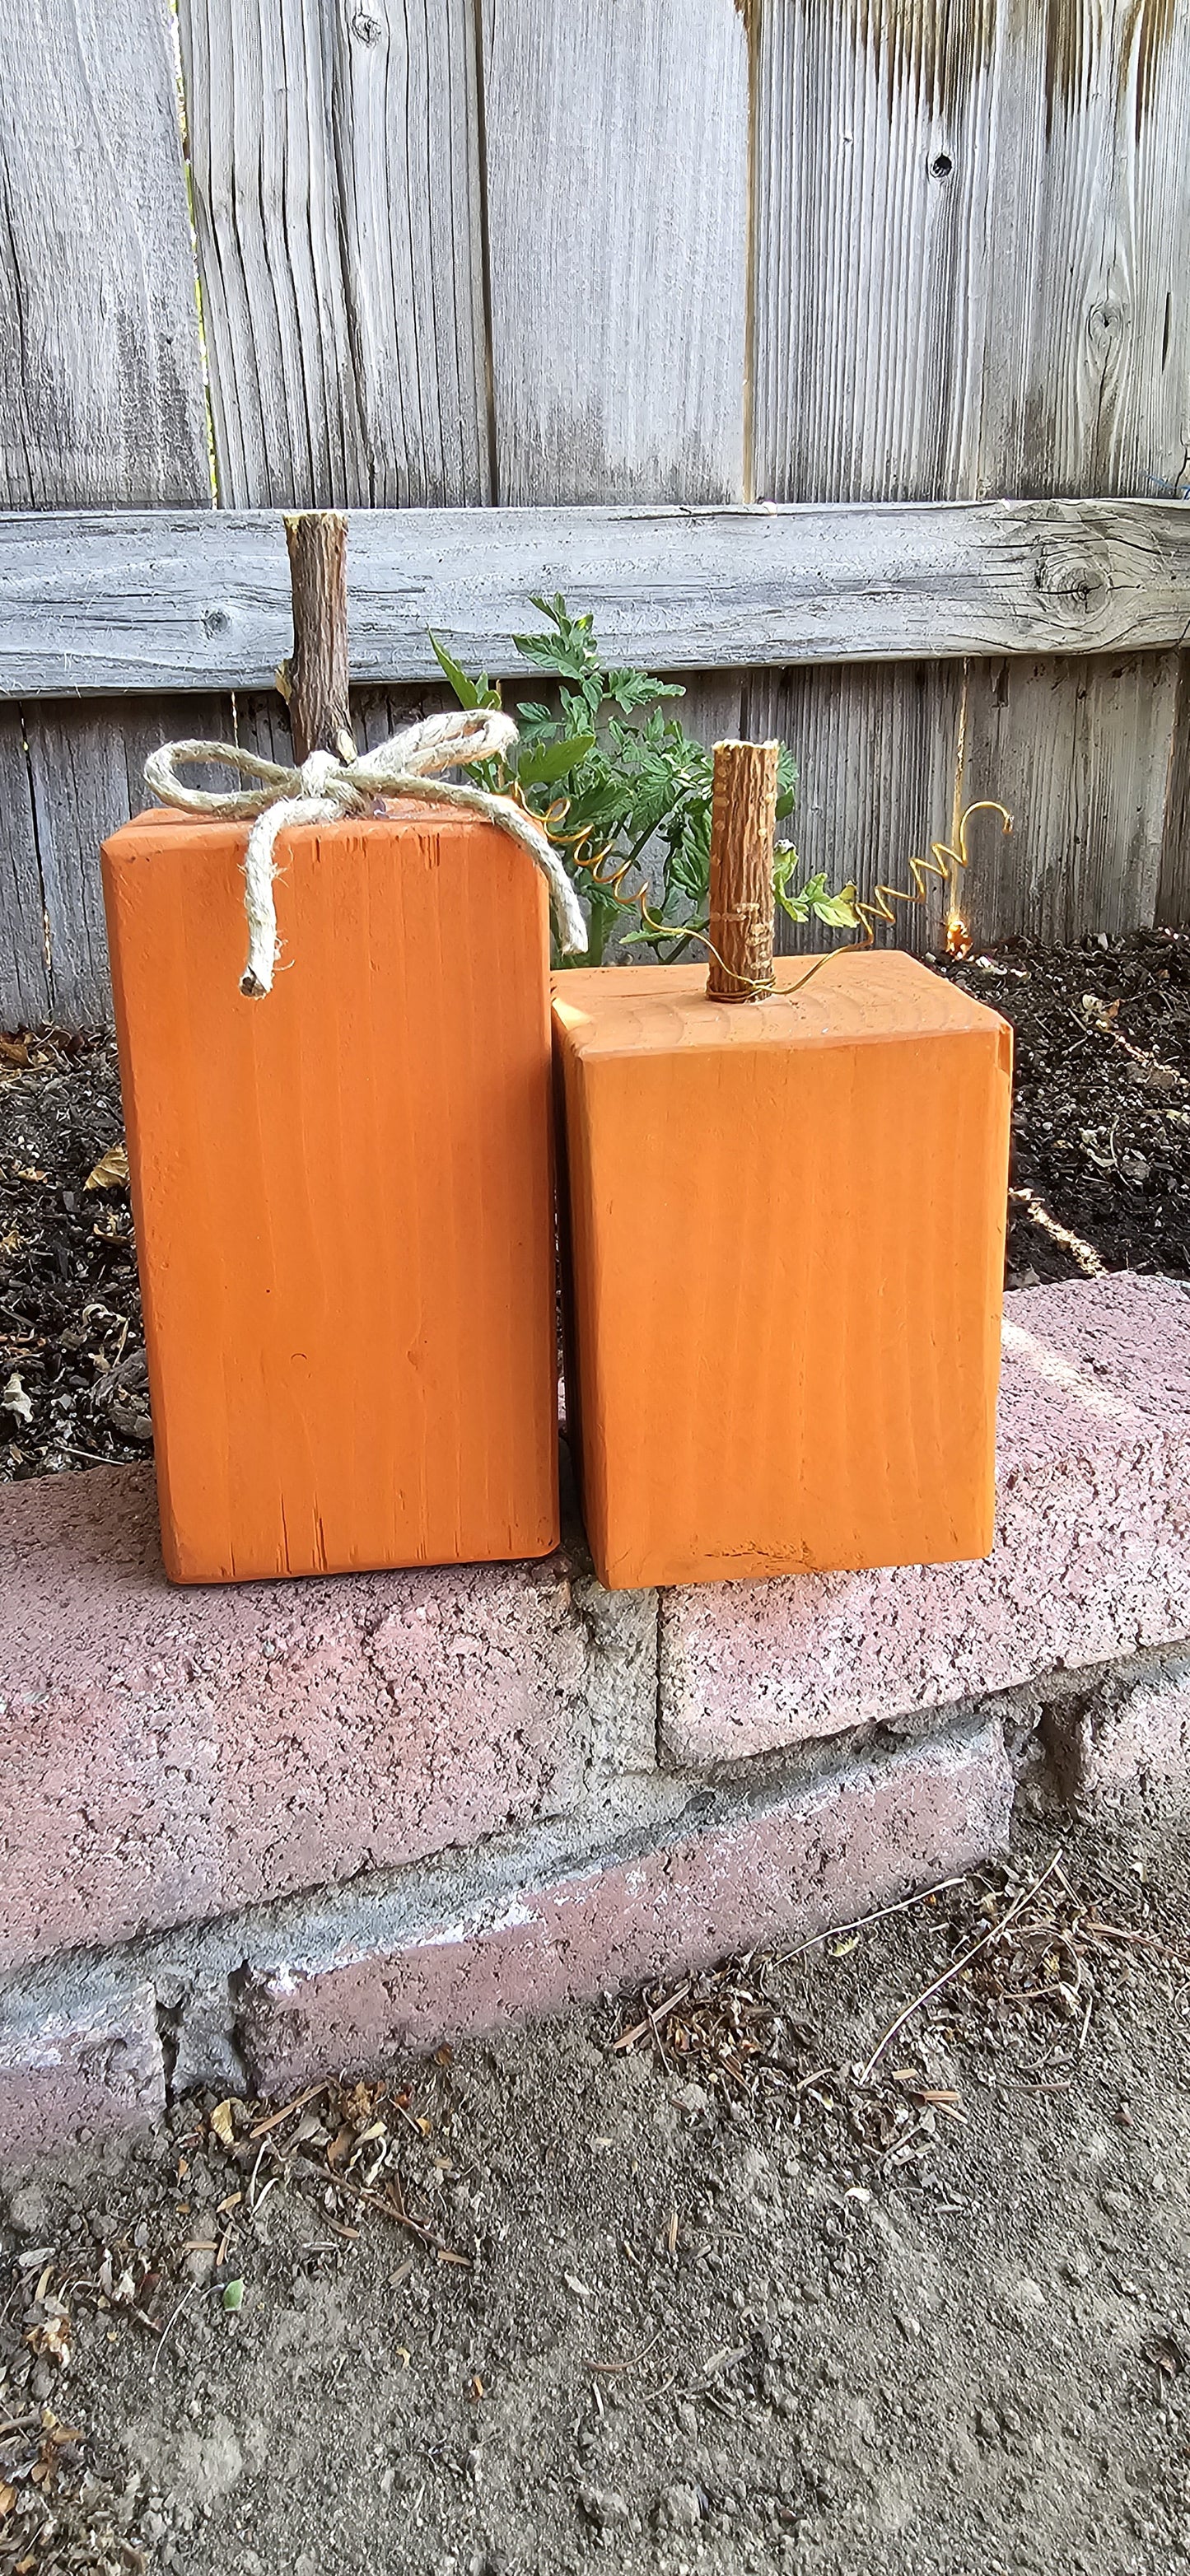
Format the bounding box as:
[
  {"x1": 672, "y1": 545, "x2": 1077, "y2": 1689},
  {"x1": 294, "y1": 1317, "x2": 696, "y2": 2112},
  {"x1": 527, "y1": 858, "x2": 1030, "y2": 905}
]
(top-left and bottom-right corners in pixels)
[
  {"x1": 859, "y1": 1853, "x2": 1063, "y2": 2085},
  {"x1": 280, "y1": 511, "x2": 356, "y2": 764},
  {"x1": 707, "y1": 738, "x2": 778, "y2": 1001}
]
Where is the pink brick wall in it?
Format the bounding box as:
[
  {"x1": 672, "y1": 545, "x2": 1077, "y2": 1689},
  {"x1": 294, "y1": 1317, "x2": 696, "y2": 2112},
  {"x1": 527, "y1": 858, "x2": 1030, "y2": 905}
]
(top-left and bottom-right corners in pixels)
[
  {"x1": 2, "y1": 1275, "x2": 1188, "y2": 2163},
  {"x1": 0, "y1": 1467, "x2": 654, "y2": 1969},
  {"x1": 239, "y1": 1722, "x2": 1012, "y2": 2092}
]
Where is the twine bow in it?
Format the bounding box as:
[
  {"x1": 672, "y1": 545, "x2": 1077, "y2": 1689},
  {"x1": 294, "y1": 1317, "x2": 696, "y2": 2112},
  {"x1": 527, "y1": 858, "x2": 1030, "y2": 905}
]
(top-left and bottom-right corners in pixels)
[{"x1": 143, "y1": 708, "x2": 588, "y2": 996}]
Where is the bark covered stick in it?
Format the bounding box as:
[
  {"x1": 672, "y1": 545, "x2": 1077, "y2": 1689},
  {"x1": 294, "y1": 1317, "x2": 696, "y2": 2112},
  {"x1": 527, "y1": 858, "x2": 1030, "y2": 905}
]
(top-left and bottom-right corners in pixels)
[
  {"x1": 707, "y1": 738, "x2": 778, "y2": 1002},
  {"x1": 278, "y1": 511, "x2": 356, "y2": 764}
]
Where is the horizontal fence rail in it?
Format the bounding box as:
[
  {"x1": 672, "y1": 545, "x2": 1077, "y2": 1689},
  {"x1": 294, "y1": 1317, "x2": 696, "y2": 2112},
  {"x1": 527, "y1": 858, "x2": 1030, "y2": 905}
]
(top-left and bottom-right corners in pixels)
[{"x1": 2, "y1": 500, "x2": 1188, "y2": 698}]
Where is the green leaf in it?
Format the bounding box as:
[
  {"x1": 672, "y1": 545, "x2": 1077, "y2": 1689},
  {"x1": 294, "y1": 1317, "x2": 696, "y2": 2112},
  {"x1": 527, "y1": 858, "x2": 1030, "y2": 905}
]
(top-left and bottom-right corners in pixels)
[
  {"x1": 427, "y1": 592, "x2": 849, "y2": 964},
  {"x1": 810, "y1": 888, "x2": 860, "y2": 929},
  {"x1": 604, "y1": 667, "x2": 683, "y2": 714},
  {"x1": 516, "y1": 733, "x2": 597, "y2": 788},
  {"x1": 429, "y1": 633, "x2": 479, "y2": 707}
]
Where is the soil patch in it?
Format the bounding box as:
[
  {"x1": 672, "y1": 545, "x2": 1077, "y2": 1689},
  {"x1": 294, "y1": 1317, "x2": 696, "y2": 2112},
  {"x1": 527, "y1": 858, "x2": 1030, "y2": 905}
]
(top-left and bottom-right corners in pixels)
[
  {"x1": 2, "y1": 930, "x2": 1188, "y2": 1482},
  {"x1": 945, "y1": 927, "x2": 1190, "y2": 1286},
  {"x1": 0, "y1": 1034, "x2": 144, "y2": 1477},
  {"x1": 2, "y1": 1806, "x2": 1189, "y2": 2576}
]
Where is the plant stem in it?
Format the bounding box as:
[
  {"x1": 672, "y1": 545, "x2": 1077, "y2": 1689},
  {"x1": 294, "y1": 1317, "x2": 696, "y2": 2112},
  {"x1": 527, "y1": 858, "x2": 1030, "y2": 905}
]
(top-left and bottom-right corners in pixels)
[
  {"x1": 707, "y1": 740, "x2": 778, "y2": 1002},
  {"x1": 279, "y1": 511, "x2": 356, "y2": 765}
]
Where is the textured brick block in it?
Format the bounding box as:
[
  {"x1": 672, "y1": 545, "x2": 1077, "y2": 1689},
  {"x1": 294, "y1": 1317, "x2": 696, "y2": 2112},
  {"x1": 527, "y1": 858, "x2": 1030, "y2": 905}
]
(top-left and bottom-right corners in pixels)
[
  {"x1": 1047, "y1": 1664, "x2": 1190, "y2": 1805},
  {"x1": 238, "y1": 1720, "x2": 1012, "y2": 2092},
  {"x1": 661, "y1": 1276, "x2": 1190, "y2": 1767},
  {"x1": 0, "y1": 1971, "x2": 163, "y2": 2168},
  {"x1": 0, "y1": 1466, "x2": 656, "y2": 1970}
]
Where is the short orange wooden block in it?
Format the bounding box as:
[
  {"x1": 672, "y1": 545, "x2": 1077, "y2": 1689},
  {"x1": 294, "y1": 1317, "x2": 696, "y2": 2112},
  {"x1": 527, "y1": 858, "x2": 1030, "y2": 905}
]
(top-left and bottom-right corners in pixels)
[
  {"x1": 553, "y1": 953, "x2": 1012, "y2": 1589},
  {"x1": 102, "y1": 805, "x2": 559, "y2": 1583}
]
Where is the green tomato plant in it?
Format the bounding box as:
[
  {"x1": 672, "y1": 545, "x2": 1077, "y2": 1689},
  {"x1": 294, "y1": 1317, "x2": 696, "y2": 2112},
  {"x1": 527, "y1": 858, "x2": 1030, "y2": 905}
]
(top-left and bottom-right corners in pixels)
[{"x1": 431, "y1": 596, "x2": 858, "y2": 965}]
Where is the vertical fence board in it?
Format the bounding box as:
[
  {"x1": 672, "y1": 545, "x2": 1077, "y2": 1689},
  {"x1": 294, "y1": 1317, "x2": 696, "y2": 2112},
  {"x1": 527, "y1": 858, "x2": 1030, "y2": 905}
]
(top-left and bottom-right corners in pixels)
[
  {"x1": 1157, "y1": 656, "x2": 1190, "y2": 928},
  {"x1": 745, "y1": 662, "x2": 966, "y2": 955},
  {"x1": 481, "y1": 0, "x2": 749, "y2": 505},
  {"x1": 0, "y1": 0, "x2": 211, "y2": 1024},
  {"x1": 754, "y1": 1, "x2": 1190, "y2": 508},
  {"x1": 0, "y1": 0, "x2": 210, "y2": 509},
  {"x1": 180, "y1": 0, "x2": 489, "y2": 507},
  {"x1": 21, "y1": 695, "x2": 229, "y2": 1023},
  {"x1": 959, "y1": 653, "x2": 1178, "y2": 945},
  {"x1": 752, "y1": 1, "x2": 1005, "y2": 507},
  {"x1": 0, "y1": 709, "x2": 51, "y2": 1027},
  {"x1": 974, "y1": 2, "x2": 1190, "y2": 501},
  {"x1": 751, "y1": 0, "x2": 1190, "y2": 942},
  {"x1": 232, "y1": 682, "x2": 456, "y2": 768}
]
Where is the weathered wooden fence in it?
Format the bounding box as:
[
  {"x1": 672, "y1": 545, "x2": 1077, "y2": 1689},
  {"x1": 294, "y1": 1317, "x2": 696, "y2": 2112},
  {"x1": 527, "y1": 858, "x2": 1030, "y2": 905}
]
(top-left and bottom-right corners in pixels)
[{"x1": 1, "y1": 0, "x2": 1188, "y2": 1023}]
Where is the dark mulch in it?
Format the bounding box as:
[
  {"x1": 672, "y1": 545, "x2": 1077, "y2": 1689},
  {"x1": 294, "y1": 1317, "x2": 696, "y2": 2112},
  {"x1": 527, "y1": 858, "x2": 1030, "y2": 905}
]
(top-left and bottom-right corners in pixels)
[
  {"x1": 0, "y1": 1031, "x2": 147, "y2": 1479},
  {"x1": 944, "y1": 926, "x2": 1190, "y2": 1286},
  {"x1": 1, "y1": 928, "x2": 1188, "y2": 1481}
]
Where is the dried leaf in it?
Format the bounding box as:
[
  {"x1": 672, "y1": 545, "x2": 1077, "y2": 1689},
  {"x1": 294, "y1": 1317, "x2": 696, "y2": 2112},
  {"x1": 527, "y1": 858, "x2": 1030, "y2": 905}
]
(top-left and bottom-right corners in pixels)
[
  {"x1": 209, "y1": 2099, "x2": 236, "y2": 2149},
  {"x1": 26, "y1": 2311, "x2": 71, "y2": 2368},
  {"x1": 0, "y1": 2480, "x2": 17, "y2": 2517},
  {"x1": 84, "y1": 1146, "x2": 129, "y2": 1193},
  {"x1": 2, "y1": 1374, "x2": 32, "y2": 1425}
]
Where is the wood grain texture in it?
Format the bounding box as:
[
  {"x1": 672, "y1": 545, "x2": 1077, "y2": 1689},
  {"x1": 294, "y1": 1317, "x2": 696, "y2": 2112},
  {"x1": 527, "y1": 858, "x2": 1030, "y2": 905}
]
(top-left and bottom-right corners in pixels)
[
  {"x1": 0, "y1": 0, "x2": 212, "y2": 1024},
  {"x1": 17, "y1": 694, "x2": 229, "y2": 1025},
  {"x1": 752, "y1": 0, "x2": 1190, "y2": 508},
  {"x1": 752, "y1": 0, "x2": 1001, "y2": 506},
  {"x1": 282, "y1": 511, "x2": 354, "y2": 762},
  {"x1": 746, "y1": 660, "x2": 966, "y2": 959},
  {"x1": 179, "y1": 0, "x2": 489, "y2": 506},
  {"x1": 707, "y1": 740, "x2": 779, "y2": 1000},
  {"x1": 554, "y1": 954, "x2": 1011, "y2": 1586},
  {"x1": 0, "y1": 0, "x2": 209, "y2": 508},
  {"x1": 958, "y1": 651, "x2": 1180, "y2": 945},
  {"x1": 5, "y1": 499, "x2": 1189, "y2": 695},
  {"x1": 103, "y1": 807, "x2": 558, "y2": 1580},
  {"x1": 0, "y1": 707, "x2": 51, "y2": 1027},
  {"x1": 751, "y1": 652, "x2": 1178, "y2": 955},
  {"x1": 1157, "y1": 657, "x2": 1190, "y2": 927},
  {"x1": 976, "y1": 0, "x2": 1190, "y2": 504},
  {"x1": 231, "y1": 679, "x2": 457, "y2": 771},
  {"x1": 480, "y1": 0, "x2": 749, "y2": 504},
  {"x1": 749, "y1": 0, "x2": 1190, "y2": 953}
]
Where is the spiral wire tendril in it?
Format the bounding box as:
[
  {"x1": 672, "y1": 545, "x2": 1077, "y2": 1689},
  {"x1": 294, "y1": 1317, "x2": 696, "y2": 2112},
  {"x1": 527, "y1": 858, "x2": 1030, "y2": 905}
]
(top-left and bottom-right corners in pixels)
[{"x1": 540, "y1": 790, "x2": 1013, "y2": 998}]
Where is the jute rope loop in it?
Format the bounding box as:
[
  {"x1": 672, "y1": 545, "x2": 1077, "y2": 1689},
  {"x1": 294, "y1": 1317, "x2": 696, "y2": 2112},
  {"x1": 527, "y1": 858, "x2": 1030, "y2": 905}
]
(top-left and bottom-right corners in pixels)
[{"x1": 144, "y1": 708, "x2": 588, "y2": 996}]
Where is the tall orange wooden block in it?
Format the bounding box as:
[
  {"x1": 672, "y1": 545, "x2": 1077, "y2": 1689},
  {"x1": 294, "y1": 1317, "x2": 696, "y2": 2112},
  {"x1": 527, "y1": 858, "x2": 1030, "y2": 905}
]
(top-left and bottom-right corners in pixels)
[
  {"x1": 102, "y1": 805, "x2": 558, "y2": 1583},
  {"x1": 553, "y1": 953, "x2": 1012, "y2": 1589}
]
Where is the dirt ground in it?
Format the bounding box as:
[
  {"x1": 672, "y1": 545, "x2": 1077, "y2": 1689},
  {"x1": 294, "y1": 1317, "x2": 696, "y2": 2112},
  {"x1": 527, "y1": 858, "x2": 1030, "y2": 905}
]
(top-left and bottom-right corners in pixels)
[
  {"x1": 2, "y1": 928, "x2": 1188, "y2": 1479},
  {"x1": 2, "y1": 1807, "x2": 1189, "y2": 2576}
]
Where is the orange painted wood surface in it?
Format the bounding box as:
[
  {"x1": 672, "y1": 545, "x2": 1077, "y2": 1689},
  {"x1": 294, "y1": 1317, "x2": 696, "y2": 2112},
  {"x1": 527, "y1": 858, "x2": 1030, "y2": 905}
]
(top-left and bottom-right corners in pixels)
[
  {"x1": 102, "y1": 805, "x2": 558, "y2": 1583},
  {"x1": 553, "y1": 953, "x2": 1012, "y2": 1590}
]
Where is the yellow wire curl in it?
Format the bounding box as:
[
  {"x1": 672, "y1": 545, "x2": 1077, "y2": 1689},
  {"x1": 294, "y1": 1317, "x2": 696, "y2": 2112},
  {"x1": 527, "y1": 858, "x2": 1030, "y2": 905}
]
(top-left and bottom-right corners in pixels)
[
  {"x1": 518, "y1": 777, "x2": 1013, "y2": 996},
  {"x1": 783, "y1": 799, "x2": 1014, "y2": 996}
]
